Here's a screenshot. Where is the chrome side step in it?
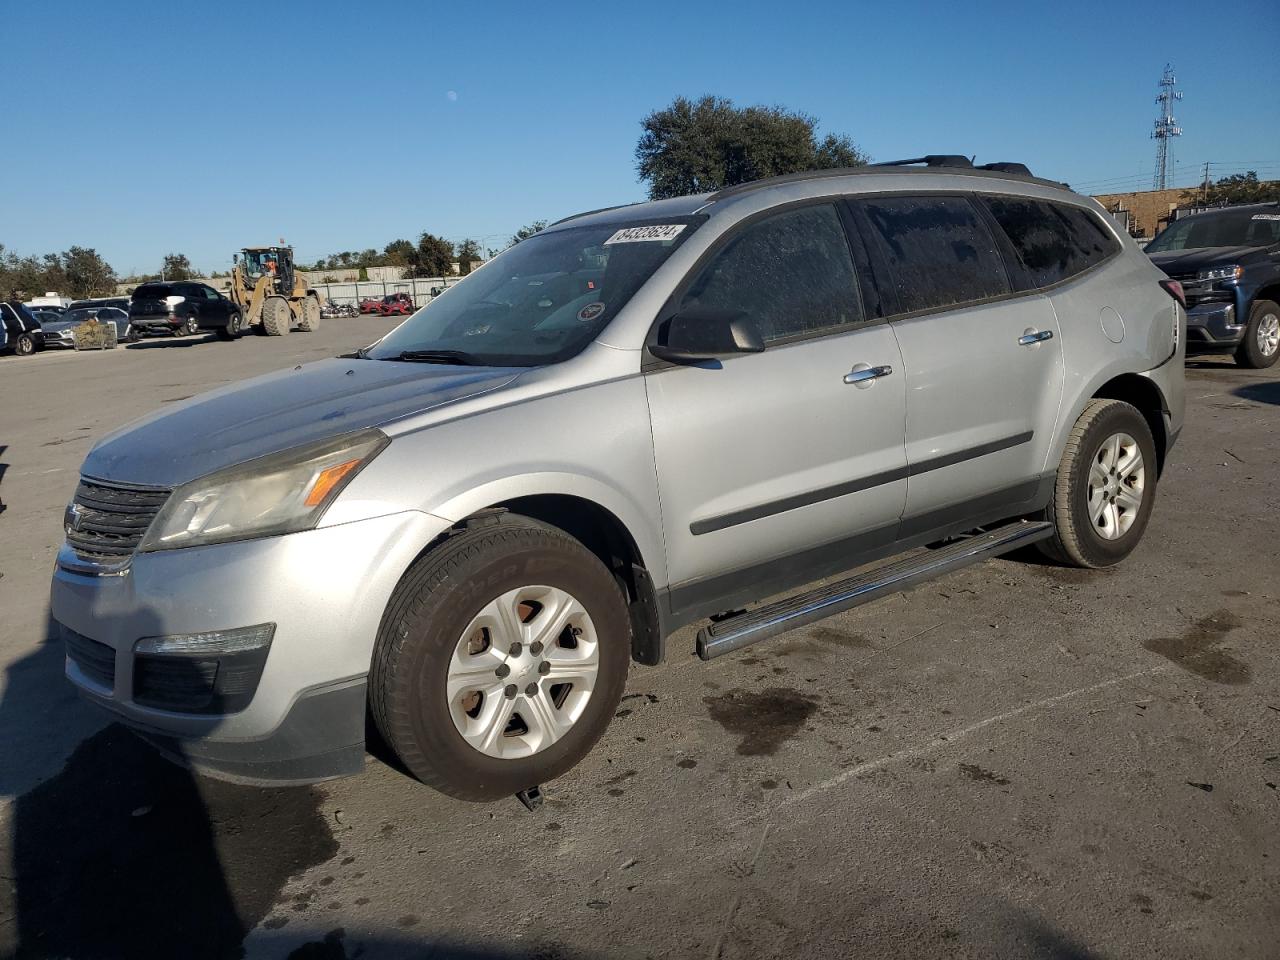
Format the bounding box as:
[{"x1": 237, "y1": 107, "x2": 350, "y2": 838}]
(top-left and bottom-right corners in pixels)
[{"x1": 695, "y1": 520, "x2": 1054, "y2": 660}]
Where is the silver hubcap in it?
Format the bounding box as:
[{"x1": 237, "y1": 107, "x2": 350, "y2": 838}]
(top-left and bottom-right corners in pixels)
[
  {"x1": 447, "y1": 585, "x2": 599, "y2": 760},
  {"x1": 1088, "y1": 432, "x2": 1144, "y2": 540},
  {"x1": 1258, "y1": 313, "x2": 1279, "y2": 357}
]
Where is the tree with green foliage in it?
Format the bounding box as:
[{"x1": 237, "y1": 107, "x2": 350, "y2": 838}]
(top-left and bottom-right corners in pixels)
[
  {"x1": 411, "y1": 232, "x2": 455, "y2": 278},
  {"x1": 162, "y1": 253, "x2": 196, "y2": 280},
  {"x1": 1183, "y1": 171, "x2": 1280, "y2": 207},
  {"x1": 0, "y1": 244, "x2": 118, "y2": 298},
  {"x1": 455, "y1": 239, "x2": 482, "y2": 275},
  {"x1": 383, "y1": 239, "x2": 416, "y2": 266},
  {"x1": 510, "y1": 221, "x2": 547, "y2": 246},
  {"x1": 636, "y1": 95, "x2": 869, "y2": 200}
]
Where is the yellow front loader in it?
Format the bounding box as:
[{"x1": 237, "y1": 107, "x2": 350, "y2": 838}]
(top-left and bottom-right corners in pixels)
[{"x1": 229, "y1": 246, "x2": 321, "y2": 336}]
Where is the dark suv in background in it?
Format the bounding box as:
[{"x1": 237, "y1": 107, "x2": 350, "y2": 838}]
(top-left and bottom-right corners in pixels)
[
  {"x1": 1145, "y1": 202, "x2": 1280, "y2": 368},
  {"x1": 129, "y1": 282, "x2": 243, "y2": 340}
]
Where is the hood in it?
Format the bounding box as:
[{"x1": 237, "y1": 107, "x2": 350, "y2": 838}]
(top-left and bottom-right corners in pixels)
[
  {"x1": 83, "y1": 357, "x2": 520, "y2": 487},
  {"x1": 1147, "y1": 245, "x2": 1267, "y2": 275},
  {"x1": 40, "y1": 319, "x2": 79, "y2": 332}
]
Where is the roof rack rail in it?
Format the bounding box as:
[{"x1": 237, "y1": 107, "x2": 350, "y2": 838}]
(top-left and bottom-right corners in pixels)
[
  {"x1": 976, "y1": 161, "x2": 1033, "y2": 175},
  {"x1": 872, "y1": 155, "x2": 974, "y2": 169}
]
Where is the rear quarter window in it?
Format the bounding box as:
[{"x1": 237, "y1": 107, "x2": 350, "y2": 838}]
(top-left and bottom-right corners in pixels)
[{"x1": 979, "y1": 197, "x2": 1119, "y2": 289}]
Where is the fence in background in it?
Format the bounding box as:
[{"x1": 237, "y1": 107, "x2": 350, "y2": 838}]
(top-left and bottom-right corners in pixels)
[{"x1": 308, "y1": 276, "x2": 465, "y2": 307}]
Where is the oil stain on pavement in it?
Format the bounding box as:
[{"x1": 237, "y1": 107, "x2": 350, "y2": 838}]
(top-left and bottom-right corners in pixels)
[
  {"x1": 703, "y1": 687, "x2": 819, "y2": 756},
  {"x1": 1142, "y1": 609, "x2": 1251, "y2": 685},
  {"x1": 0, "y1": 724, "x2": 337, "y2": 960}
]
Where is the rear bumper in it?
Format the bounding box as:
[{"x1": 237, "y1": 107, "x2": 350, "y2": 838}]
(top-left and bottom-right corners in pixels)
[{"x1": 1185, "y1": 301, "x2": 1244, "y2": 350}]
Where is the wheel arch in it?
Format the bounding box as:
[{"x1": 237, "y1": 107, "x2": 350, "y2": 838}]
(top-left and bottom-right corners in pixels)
[{"x1": 1090, "y1": 373, "x2": 1170, "y2": 474}]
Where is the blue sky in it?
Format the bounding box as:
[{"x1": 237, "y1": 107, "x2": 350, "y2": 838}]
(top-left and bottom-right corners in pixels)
[{"x1": 3, "y1": 0, "x2": 1277, "y2": 276}]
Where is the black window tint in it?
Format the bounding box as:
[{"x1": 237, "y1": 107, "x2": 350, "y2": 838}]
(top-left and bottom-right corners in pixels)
[
  {"x1": 682, "y1": 204, "x2": 862, "y2": 343},
  {"x1": 980, "y1": 196, "x2": 1079, "y2": 288},
  {"x1": 853, "y1": 196, "x2": 1009, "y2": 315}
]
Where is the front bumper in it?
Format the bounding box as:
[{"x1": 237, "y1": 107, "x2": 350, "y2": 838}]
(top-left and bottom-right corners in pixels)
[
  {"x1": 51, "y1": 509, "x2": 451, "y2": 784},
  {"x1": 1185, "y1": 300, "x2": 1244, "y2": 349}
]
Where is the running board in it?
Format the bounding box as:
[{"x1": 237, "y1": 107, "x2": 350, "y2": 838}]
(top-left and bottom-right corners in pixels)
[{"x1": 695, "y1": 520, "x2": 1054, "y2": 661}]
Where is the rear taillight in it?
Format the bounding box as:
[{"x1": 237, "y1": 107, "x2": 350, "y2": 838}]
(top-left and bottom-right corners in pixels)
[{"x1": 1159, "y1": 279, "x2": 1186, "y2": 309}]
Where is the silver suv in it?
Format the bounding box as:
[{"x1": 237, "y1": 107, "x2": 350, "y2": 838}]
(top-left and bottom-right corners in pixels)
[{"x1": 51, "y1": 159, "x2": 1185, "y2": 799}]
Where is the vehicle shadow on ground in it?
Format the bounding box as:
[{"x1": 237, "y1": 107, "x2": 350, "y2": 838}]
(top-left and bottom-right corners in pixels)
[
  {"x1": 0, "y1": 615, "x2": 544, "y2": 960},
  {"x1": 125, "y1": 336, "x2": 216, "y2": 350},
  {"x1": 0, "y1": 612, "x2": 332, "y2": 959},
  {"x1": 1233, "y1": 379, "x2": 1280, "y2": 406}
]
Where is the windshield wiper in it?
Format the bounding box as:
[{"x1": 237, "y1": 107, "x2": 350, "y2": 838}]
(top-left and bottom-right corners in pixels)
[{"x1": 390, "y1": 349, "x2": 478, "y2": 365}]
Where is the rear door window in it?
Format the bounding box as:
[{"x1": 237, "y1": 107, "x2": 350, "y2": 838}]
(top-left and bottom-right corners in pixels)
[
  {"x1": 849, "y1": 196, "x2": 1010, "y2": 316},
  {"x1": 679, "y1": 203, "x2": 863, "y2": 343}
]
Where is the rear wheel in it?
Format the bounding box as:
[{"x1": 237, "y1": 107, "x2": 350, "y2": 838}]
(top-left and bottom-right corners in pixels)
[
  {"x1": 371, "y1": 515, "x2": 630, "y2": 801},
  {"x1": 1038, "y1": 399, "x2": 1158, "y2": 568},
  {"x1": 178, "y1": 317, "x2": 199, "y2": 337},
  {"x1": 261, "y1": 297, "x2": 292, "y2": 336},
  {"x1": 1235, "y1": 300, "x2": 1280, "y2": 369},
  {"x1": 14, "y1": 333, "x2": 36, "y2": 356},
  {"x1": 298, "y1": 296, "x2": 321, "y2": 332}
]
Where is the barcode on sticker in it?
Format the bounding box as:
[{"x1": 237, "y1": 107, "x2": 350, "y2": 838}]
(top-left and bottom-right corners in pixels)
[
  {"x1": 1251, "y1": 214, "x2": 1280, "y2": 221},
  {"x1": 604, "y1": 225, "x2": 687, "y2": 244}
]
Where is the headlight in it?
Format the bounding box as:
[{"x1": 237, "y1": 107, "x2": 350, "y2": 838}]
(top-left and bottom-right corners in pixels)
[
  {"x1": 1197, "y1": 265, "x2": 1243, "y2": 282},
  {"x1": 139, "y1": 429, "x2": 389, "y2": 551}
]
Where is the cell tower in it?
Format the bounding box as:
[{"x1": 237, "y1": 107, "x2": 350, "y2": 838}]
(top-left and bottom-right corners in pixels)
[{"x1": 1151, "y1": 64, "x2": 1183, "y2": 191}]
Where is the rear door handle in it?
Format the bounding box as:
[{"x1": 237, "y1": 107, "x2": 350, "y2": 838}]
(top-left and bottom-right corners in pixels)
[
  {"x1": 1018, "y1": 329, "x2": 1054, "y2": 346},
  {"x1": 843, "y1": 363, "x2": 894, "y2": 385}
]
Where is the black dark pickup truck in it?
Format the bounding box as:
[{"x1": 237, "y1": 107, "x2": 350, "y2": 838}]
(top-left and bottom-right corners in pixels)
[{"x1": 1145, "y1": 202, "x2": 1280, "y2": 368}]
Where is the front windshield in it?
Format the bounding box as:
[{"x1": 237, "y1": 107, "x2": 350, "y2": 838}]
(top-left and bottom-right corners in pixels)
[
  {"x1": 367, "y1": 218, "x2": 702, "y2": 366},
  {"x1": 1146, "y1": 209, "x2": 1280, "y2": 252}
]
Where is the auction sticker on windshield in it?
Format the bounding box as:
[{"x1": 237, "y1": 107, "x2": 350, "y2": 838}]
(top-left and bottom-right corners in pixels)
[{"x1": 604, "y1": 225, "x2": 687, "y2": 244}]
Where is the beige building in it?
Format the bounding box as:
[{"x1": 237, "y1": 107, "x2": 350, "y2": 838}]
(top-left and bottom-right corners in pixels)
[{"x1": 1091, "y1": 187, "x2": 1186, "y2": 240}]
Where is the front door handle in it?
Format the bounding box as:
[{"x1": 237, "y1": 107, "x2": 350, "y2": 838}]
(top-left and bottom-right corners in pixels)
[
  {"x1": 1018, "y1": 329, "x2": 1054, "y2": 346},
  {"x1": 843, "y1": 363, "x2": 894, "y2": 385}
]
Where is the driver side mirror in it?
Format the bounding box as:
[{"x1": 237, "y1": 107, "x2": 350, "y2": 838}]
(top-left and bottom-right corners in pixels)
[{"x1": 649, "y1": 308, "x2": 765, "y2": 364}]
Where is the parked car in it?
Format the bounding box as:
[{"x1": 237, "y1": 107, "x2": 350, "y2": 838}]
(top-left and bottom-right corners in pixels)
[
  {"x1": 1145, "y1": 201, "x2": 1280, "y2": 368},
  {"x1": 376, "y1": 292, "x2": 416, "y2": 316},
  {"x1": 358, "y1": 296, "x2": 383, "y2": 314},
  {"x1": 69, "y1": 296, "x2": 131, "y2": 314},
  {"x1": 51, "y1": 158, "x2": 1184, "y2": 799},
  {"x1": 1, "y1": 300, "x2": 46, "y2": 355},
  {"x1": 40, "y1": 306, "x2": 134, "y2": 349},
  {"x1": 25, "y1": 293, "x2": 71, "y2": 312},
  {"x1": 128, "y1": 281, "x2": 245, "y2": 340}
]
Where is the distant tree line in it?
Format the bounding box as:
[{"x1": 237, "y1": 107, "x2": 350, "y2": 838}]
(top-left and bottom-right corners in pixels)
[
  {"x1": 0, "y1": 244, "x2": 119, "y2": 299},
  {"x1": 1182, "y1": 171, "x2": 1280, "y2": 207}
]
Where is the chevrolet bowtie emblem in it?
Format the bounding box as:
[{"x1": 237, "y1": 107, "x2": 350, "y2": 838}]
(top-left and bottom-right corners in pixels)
[{"x1": 64, "y1": 502, "x2": 85, "y2": 534}]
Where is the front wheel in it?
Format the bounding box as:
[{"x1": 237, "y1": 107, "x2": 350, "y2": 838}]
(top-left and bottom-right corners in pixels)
[
  {"x1": 1235, "y1": 299, "x2": 1280, "y2": 369},
  {"x1": 216, "y1": 312, "x2": 242, "y2": 341},
  {"x1": 14, "y1": 333, "x2": 36, "y2": 356},
  {"x1": 1038, "y1": 399, "x2": 1158, "y2": 568},
  {"x1": 370, "y1": 515, "x2": 630, "y2": 801}
]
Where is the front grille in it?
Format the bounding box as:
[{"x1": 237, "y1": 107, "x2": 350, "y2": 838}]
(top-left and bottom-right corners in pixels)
[
  {"x1": 66, "y1": 478, "x2": 170, "y2": 563},
  {"x1": 64, "y1": 627, "x2": 116, "y2": 689}
]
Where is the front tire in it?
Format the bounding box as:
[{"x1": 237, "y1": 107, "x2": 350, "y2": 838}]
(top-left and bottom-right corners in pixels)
[
  {"x1": 14, "y1": 332, "x2": 36, "y2": 356},
  {"x1": 216, "y1": 312, "x2": 242, "y2": 341},
  {"x1": 1235, "y1": 299, "x2": 1280, "y2": 369},
  {"x1": 1038, "y1": 399, "x2": 1158, "y2": 568},
  {"x1": 261, "y1": 297, "x2": 292, "y2": 336},
  {"x1": 370, "y1": 515, "x2": 630, "y2": 801}
]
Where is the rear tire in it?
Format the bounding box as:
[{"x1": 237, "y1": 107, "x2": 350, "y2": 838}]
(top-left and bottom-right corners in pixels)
[
  {"x1": 1037, "y1": 399, "x2": 1158, "y2": 569},
  {"x1": 261, "y1": 297, "x2": 292, "y2": 336},
  {"x1": 1234, "y1": 300, "x2": 1280, "y2": 369},
  {"x1": 370, "y1": 515, "x2": 630, "y2": 801},
  {"x1": 298, "y1": 296, "x2": 321, "y2": 333},
  {"x1": 15, "y1": 333, "x2": 36, "y2": 356}
]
